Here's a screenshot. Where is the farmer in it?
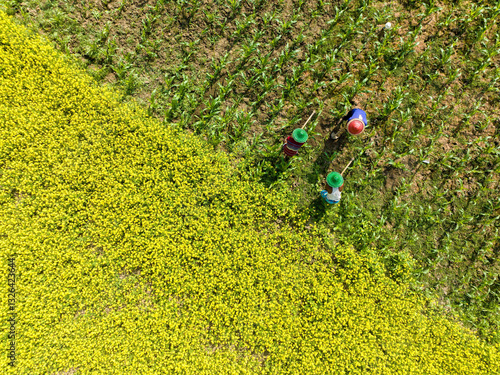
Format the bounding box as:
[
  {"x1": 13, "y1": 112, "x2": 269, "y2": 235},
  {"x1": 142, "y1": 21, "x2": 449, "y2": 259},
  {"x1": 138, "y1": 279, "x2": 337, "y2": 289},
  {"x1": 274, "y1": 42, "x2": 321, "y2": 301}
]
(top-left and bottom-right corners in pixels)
[
  {"x1": 331, "y1": 107, "x2": 368, "y2": 139},
  {"x1": 283, "y1": 128, "x2": 308, "y2": 159},
  {"x1": 321, "y1": 172, "x2": 344, "y2": 204}
]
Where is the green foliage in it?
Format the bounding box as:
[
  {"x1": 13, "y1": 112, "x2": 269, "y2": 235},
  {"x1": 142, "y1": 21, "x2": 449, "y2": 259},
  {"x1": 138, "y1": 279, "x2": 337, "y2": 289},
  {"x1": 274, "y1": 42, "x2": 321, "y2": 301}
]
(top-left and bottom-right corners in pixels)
[{"x1": 1, "y1": 11, "x2": 500, "y2": 373}]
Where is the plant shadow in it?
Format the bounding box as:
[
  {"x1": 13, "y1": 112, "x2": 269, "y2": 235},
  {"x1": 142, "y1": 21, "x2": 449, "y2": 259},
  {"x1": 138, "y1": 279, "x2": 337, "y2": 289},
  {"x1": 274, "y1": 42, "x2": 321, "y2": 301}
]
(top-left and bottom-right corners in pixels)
[
  {"x1": 254, "y1": 153, "x2": 291, "y2": 188},
  {"x1": 305, "y1": 130, "x2": 349, "y2": 185},
  {"x1": 307, "y1": 195, "x2": 328, "y2": 221}
]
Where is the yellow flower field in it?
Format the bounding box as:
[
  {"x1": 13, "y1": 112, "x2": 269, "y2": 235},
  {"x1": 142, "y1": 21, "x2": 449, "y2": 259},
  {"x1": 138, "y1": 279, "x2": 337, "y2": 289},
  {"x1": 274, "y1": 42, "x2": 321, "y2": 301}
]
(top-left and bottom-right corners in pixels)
[{"x1": 0, "y1": 10, "x2": 499, "y2": 375}]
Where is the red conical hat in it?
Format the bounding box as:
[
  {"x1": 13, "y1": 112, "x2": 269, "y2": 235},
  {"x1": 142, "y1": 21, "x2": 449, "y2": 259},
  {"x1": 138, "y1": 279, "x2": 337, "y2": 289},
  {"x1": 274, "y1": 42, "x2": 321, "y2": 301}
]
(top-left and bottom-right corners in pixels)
[{"x1": 347, "y1": 119, "x2": 365, "y2": 135}]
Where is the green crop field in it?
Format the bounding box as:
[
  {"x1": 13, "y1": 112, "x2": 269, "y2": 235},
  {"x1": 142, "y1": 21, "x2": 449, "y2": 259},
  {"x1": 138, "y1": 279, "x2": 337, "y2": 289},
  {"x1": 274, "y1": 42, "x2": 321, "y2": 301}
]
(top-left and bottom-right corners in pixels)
[{"x1": 0, "y1": 0, "x2": 499, "y2": 373}]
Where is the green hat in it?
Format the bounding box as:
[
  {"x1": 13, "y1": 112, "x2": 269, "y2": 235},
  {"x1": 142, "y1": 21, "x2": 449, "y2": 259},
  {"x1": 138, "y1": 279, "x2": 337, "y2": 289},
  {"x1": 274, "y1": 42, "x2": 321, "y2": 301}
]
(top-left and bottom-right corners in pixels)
[
  {"x1": 292, "y1": 128, "x2": 308, "y2": 143},
  {"x1": 326, "y1": 172, "x2": 344, "y2": 188}
]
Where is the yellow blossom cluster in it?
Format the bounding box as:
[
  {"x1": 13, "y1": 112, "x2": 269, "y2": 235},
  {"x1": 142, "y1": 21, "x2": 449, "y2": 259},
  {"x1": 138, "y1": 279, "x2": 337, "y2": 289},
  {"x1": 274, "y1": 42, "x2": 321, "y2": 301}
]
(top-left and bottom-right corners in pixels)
[{"x1": 0, "y1": 11, "x2": 499, "y2": 374}]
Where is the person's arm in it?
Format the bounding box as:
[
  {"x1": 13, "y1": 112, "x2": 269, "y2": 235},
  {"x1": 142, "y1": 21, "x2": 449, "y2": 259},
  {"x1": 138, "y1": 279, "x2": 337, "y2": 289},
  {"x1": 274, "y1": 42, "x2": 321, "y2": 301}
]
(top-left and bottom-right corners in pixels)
[
  {"x1": 339, "y1": 184, "x2": 344, "y2": 192},
  {"x1": 325, "y1": 184, "x2": 333, "y2": 194},
  {"x1": 345, "y1": 109, "x2": 355, "y2": 121}
]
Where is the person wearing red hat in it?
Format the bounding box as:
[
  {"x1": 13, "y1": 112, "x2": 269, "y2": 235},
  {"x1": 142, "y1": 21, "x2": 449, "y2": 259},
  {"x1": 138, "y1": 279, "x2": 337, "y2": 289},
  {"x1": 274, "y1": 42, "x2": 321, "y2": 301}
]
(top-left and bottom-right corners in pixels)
[
  {"x1": 331, "y1": 108, "x2": 368, "y2": 139},
  {"x1": 282, "y1": 128, "x2": 308, "y2": 159}
]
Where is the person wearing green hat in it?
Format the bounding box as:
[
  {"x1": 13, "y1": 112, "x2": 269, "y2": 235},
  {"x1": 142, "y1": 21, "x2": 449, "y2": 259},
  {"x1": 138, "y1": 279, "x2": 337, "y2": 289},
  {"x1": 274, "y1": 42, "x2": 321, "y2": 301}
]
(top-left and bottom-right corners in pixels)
[
  {"x1": 282, "y1": 128, "x2": 308, "y2": 159},
  {"x1": 321, "y1": 172, "x2": 344, "y2": 204}
]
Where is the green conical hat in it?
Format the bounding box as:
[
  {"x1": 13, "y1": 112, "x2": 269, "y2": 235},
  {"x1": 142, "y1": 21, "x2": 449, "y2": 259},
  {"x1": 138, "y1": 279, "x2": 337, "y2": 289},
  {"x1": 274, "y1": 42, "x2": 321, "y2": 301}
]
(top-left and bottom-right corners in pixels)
[
  {"x1": 292, "y1": 128, "x2": 308, "y2": 143},
  {"x1": 326, "y1": 172, "x2": 344, "y2": 188}
]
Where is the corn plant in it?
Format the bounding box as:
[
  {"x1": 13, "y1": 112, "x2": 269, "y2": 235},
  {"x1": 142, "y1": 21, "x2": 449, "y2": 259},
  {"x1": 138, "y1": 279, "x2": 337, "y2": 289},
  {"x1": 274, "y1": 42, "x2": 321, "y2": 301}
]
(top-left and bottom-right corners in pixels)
[
  {"x1": 276, "y1": 17, "x2": 297, "y2": 36},
  {"x1": 202, "y1": 8, "x2": 217, "y2": 25},
  {"x1": 469, "y1": 44, "x2": 499, "y2": 83},
  {"x1": 141, "y1": 13, "x2": 160, "y2": 43},
  {"x1": 228, "y1": 109, "x2": 255, "y2": 143},
  {"x1": 90, "y1": 8, "x2": 102, "y2": 20},
  {"x1": 265, "y1": 97, "x2": 285, "y2": 120},
  {"x1": 54, "y1": 33, "x2": 72, "y2": 55},
  {"x1": 261, "y1": 10, "x2": 277, "y2": 27},
  {"x1": 388, "y1": 107, "x2": 412, "y2": 143},
  {"x1": 164, "y1": 74, "x2": 193, "y2": 121},
  {"x1": 96, "y1": 21, "x2": 111, "y2": 44},
  {"x1": 206, "y1": 52, "x2": 231, "y2": 85},
  {"x1": 217, "y1": 78, "x2": 234, "y2": 101},
  {"x1": 101, "y1": 37, "x2": 118, "y2": 65},
  {"x1": 147, "y1": 88, "x2": 162, "y2": 117},
  {"x1": 454, "y1": 97, "x2": 484, "y2": 136},
  {"x1": 269, "y1": 34, "x2": 282, "y2": 49},
  {"x1": 116, "y1": 0, "x2": 128, "y2": 15},
  {"x1": 275, "y1": 43, "x2": 298, "y2": 72},
  {"x1": 175, "y1": 0, "x2": 201, "y2": 21},
  {"x1": 193, "y1": 95, "x2": 223, "y2": 132},
  {"x1": 236, "y1": 39, "x2": 260, "y2": 70},
  {"x1": 226, "y1": 0, "x2": 242, "y2": 15},
  {"x1": 380, "y1": 86, "x2": 409, "y2": 130},
  {"x1": 123, "y1": 69, "x2": 141, "y2": 95},
  {"x1": 83, "y1": 37, "x2": 100, "y2": 61},
  {"x1": 112, "y1": 57, "x2": 133, "y2": 80},
  {"x1": 231, "y1": 15, "x2": 256, "y2": 41},
  {"x1": 179, "y1": 38, "x2": 200, "y2": 64}
]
